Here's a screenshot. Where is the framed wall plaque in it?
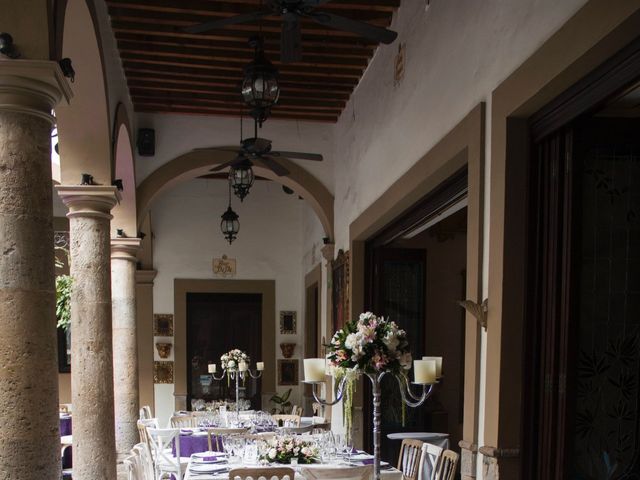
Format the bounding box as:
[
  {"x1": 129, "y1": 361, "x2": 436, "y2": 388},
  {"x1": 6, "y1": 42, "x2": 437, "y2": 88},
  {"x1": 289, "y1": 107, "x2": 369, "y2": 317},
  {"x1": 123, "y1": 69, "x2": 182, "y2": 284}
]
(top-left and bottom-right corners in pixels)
[
  {"x1": 154, "y1": 314, "x2": 174, "y2": 336},
  {"x1": 277, "y1": 359, "x2": 299, "y2": 386},
  {"x1": 154, "y1": 361, "x2": 174, "y2": 384},
  {"x1": 279, "y1": 311, "x2": 297, "y2": 334}
]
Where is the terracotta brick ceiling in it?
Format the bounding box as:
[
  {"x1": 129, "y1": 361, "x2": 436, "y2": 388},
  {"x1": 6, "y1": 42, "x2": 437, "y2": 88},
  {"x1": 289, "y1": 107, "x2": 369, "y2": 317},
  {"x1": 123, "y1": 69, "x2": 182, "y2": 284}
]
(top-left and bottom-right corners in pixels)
[{"x1": 107, "y1": 0, "x2": 400, "y2": 122}]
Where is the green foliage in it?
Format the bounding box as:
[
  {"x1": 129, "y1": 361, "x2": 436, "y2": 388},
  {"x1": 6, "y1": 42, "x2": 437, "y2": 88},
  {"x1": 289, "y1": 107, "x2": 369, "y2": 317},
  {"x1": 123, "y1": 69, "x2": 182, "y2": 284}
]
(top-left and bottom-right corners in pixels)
[
  {"x1": 55, "y1": 274, "x2": 72, "y2": 331},
  {"x1": 270, "y1": 388, "x2": 292, "y2": 414}
]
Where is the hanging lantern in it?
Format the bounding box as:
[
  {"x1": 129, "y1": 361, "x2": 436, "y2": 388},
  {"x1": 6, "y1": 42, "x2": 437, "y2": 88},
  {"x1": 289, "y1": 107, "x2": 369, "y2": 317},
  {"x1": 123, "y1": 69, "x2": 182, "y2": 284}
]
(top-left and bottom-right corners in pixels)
[
  {"x1": 241, "y1": 36, "x2": 279, "y2": 126},
  {"x1": 220, "y1": 182, "x2": 240, "y2": 244},
  {"x1": 229, "y1": 159, "x2": 255, "y2": 202}
]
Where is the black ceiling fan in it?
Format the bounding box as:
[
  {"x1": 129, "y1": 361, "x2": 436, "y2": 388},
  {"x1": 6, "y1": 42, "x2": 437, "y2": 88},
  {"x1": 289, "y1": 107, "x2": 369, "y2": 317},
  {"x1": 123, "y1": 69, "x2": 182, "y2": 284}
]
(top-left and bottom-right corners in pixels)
[
  {"x1": 184, "y1": 0, "x2": 398, "y2": 63},
  {"x1": 209, "y1": 136, "x2": 323, "y2": 177}
]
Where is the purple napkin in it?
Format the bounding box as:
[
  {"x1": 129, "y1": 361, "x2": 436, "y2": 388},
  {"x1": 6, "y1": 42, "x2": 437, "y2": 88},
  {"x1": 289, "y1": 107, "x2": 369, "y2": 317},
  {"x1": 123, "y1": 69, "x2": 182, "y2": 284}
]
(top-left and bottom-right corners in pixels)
[{"x1": 361, "y1": 458, "x2": 375, "y2": 465}]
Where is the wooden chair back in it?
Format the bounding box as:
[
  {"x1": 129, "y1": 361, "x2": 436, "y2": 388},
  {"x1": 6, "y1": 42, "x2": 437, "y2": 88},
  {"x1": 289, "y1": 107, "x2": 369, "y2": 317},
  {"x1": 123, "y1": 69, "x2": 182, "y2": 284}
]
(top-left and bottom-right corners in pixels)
[
  {"x1": 397, "y1": 439, "x2": 424, "y2": 480},
  {"x1": 229, "y1": 467, "x2": 295, "y2": 480},
  {"x1": 59, "y1": 403, "x2": 72, "y2": 414},
  {"x1": 422, "y1": 443, "x2": 443, "y2": 480},
  {"x1": 300, "y1": 465, "x2": 373, "y2": 480},
  {"x1": 290, "y1": 405, "x2": 302, "y2": 416},
  {"x1": 434, "y1": 450, "x2": 459, "y2": 480},
  {"x1": 280, "y1": 424, "x2": 314, "y2": 434},
  {"x1": 170, "y1": 414, "x2": 195, "y2": 428},
  {"x1": 271, "y1": 414, "x2": 300, "y2": 427},
  {"x1": 147, "y1": 428, "x2": 182, "y2": 478},
  {"x1": 139, "y1": 405, "x2": 153, "y2": 419},
  {"x1": 206, "y1": 427, "x2": 249, "y2": 451}
]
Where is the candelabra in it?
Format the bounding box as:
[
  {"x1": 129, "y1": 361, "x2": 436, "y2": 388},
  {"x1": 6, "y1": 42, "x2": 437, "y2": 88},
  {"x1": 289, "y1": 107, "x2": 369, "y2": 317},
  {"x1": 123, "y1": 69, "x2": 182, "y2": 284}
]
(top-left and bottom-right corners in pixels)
[
  {"x1": 210, "y1": 366, "x2": 263, "y2": 416},
  {"x1": 304, "y1": 372, "x2": 436, "y2": 480}
]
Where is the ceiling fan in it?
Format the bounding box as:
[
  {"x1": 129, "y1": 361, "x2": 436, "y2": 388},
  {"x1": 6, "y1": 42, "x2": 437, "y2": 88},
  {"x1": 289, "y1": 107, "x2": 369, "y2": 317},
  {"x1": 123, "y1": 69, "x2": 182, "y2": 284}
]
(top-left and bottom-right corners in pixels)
[
  {"x1": 209, "y1": 136, "x2": 323, "y2": 177},
  {"x1": 184, "y1": 0, "x2": 398, "y2": 63}
]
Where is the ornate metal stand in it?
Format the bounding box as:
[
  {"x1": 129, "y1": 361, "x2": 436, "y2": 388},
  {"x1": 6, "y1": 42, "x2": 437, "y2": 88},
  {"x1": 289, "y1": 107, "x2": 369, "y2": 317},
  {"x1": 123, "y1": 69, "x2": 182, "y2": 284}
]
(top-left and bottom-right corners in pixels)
[
  {"x1": 305, "y1": 372, "x2": 435, "y2": 480},
  {"x1": 211, "y1": 368, "x2": 262, "y2": 416}
]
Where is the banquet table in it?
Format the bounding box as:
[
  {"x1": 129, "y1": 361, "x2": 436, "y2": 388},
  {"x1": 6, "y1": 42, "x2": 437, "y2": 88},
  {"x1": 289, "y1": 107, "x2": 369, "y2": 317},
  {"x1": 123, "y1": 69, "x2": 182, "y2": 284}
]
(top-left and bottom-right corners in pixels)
[
  {"x1": 173, "y1": 430, "x2": 214, "y2": 458},
  {"x1": 182, "y1": 454, "x2": 403, "y2": 480},
  {"x1": 60, "y1": 415, "x2": 73, "y2": 469}
]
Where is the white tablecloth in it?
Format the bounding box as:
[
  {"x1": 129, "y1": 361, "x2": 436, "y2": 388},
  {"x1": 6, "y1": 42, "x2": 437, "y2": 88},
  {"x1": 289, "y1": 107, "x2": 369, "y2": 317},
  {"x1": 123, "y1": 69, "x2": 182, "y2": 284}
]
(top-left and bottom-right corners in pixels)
[
  {"x1": 386, "y1": 432, "x2": 449, "y2": 480},
  {"x1": 183, "y1": 457, "x2": 403, "y2": 479}
]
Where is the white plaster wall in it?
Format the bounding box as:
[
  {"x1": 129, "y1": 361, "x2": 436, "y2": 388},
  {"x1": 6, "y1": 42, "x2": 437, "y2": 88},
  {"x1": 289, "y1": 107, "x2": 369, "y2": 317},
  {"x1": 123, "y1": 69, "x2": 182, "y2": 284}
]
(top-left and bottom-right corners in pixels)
[
  {"x1": 332, "y1": 0, "x2": 587, "y2": 250},
  {"x1": 134, "y1": 113, "x2": 334, "y2": 192},
  {"x1": 151, "y1": 178, "x2": 310, "y2": 424}
]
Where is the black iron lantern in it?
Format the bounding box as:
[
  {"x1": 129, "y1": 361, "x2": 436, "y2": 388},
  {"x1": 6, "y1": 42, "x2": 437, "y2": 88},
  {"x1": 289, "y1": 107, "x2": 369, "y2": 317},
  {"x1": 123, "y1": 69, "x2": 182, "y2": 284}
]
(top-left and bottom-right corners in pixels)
[
  {"x1": 229, "y1": 159, "x2": 255, "y2": 202},
  {"x1": 220, "y1": 182, "x2": 240, "y2": 244},
  {"x1": 241, "y1": 36, "x2": 279, "y2": 126}
]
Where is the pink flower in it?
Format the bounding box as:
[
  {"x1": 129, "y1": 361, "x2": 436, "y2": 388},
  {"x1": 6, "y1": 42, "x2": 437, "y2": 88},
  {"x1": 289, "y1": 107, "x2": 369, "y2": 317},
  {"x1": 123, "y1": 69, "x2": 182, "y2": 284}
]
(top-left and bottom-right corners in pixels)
[{"x1": 372, "y1": 351, "x2": 388, "y2": 370}]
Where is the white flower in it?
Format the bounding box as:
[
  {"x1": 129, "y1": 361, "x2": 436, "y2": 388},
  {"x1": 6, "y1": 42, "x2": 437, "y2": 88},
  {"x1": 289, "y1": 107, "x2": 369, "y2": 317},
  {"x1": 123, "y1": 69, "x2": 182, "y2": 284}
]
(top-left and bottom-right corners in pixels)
[
  {"x1": 399, "y1": 352, "x2": 412, "y2": 369},
  {"x1": 268, "y1": 448, "x2": 277, "y2": 459},
  {"x1": 383, "y1": 332, "x2": 400, "y2": 352},
  {"x1": 344, "y1": 333, "x2": 358, "y2": 351}
]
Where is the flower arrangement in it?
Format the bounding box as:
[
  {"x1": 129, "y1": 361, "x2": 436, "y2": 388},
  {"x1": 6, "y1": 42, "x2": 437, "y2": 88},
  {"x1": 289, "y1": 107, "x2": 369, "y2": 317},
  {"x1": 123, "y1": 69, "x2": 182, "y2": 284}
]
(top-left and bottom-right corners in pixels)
[
  {"x1": 328, "y1": 312, "x2": 412, "y2": 374},
  {"x1": 220, "y1": 349, "x2": 250, "y2": 371},
  {"x1": 327, "y1": 312, "x2": 412, "y2": 438},
  {"x1": 259, "y1": 436, "x2": 319, "y2": 464}
]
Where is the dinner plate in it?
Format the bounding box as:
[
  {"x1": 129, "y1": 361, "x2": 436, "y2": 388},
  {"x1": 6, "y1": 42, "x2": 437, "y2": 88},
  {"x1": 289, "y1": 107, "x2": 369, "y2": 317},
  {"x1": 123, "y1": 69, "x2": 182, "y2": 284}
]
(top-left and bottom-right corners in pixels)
[
  {"x1": 190, "y1": 463, "x2": 228, "y2": 473},
  {"x1": 193, "y1": 451, "x2": 227, "y2": 458},
  {"x1": 192, "y1": 457, "x2": 225, "y2": 464}
]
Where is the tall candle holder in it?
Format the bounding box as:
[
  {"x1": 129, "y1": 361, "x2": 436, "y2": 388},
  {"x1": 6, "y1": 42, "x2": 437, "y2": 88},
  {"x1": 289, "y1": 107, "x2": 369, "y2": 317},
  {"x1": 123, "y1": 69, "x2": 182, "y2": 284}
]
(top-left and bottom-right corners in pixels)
[
  {"x1": 303, "y1": 372, "x2": 436, "y2": 480},
  {"x1": 210, "y1": 364, "x2": 263, "y2": 416}
]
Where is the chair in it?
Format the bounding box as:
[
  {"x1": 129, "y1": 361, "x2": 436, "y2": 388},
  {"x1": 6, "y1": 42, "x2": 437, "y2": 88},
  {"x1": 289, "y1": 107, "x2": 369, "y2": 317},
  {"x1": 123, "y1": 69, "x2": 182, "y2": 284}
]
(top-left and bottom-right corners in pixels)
[
  {"x1": 290, "y1": 405, "x2": 302, "y2": 416},
  {"x1": 59, "y1": 403, "x2": 72, "y2": 414},
  {"x1": 271, "y1": 414, "x2": 300, "y2": 427},
  {"x1": 139, "y1": 405, "x2": 153, "y2": 420},
  {"x1": 229, "y1": 466, "x2": 295, "y2": 480},
  {"x1": 170, "y1": 414, "x2": 195, "y2": 428},
  {"x1": 206, "y1": 427, "x2": 249, "y2": 451},
  {"x1": 147, "y1": 427, "x2": 186, "y2": 480},
  {"x1": 422, "y1": 443, "x2": 443, "y2": 480},
  {"x1": 132, "y1": 442, "x2": 155, "y2": 480},
  {"x1": 300, "y1": 465, "x2": 373, "y2": 480},
  {"x1": 434, "y1": 450, "x2": 459, "y2": 480},
  {"x1": 397, "y1": 439, "x2": 424, "y2": 480},
  {"x1": 311, "y1": 423, "x2": 331, "y2": 433}
]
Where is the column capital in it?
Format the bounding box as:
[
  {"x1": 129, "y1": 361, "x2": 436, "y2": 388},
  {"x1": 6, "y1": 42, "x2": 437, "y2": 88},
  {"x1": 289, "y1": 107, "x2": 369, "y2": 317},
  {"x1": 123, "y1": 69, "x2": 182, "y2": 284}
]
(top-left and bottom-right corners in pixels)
[
  {"x1": 321, "y1": 243, "x2": 335, "y2": 263},
  {"x1": 0, "y1": 59, "x2": 72, "y2": 123},
  {"x1": 55, "y1": 185, "x2": 121, "y2": 220},
  {"x1": 111, "y1": 238, "x2": 142, "y2": 262},
  {"x1": 135, "y1": 269, "x2": 157, "y2": 285}
]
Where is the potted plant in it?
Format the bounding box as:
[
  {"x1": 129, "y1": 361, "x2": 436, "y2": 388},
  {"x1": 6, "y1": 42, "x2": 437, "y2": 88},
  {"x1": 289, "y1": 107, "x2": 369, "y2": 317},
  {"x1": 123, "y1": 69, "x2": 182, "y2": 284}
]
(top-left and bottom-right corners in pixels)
[
  {"x1": 269, "y1": 388, "x2": 292, "y2": 414},
  {"x1": 55, "y1": 248, "x2": 72, "y2": 368}
]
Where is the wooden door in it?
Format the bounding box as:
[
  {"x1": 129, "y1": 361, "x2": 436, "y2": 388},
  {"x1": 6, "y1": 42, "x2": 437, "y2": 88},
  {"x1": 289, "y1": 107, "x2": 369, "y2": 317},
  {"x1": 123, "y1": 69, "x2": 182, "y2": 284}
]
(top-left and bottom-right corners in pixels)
[{"x1": 186, "y1": 292, "x2": 262, "y2": 409}]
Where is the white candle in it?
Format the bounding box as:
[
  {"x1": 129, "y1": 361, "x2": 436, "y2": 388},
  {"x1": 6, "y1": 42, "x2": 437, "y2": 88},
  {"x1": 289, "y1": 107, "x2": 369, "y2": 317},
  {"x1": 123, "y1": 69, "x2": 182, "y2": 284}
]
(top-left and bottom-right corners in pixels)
[
  {"x1": 208, "y1": 363, "x2": 216, "y2": 373},
  {"x1": 414, "y1": 359, "x2": 436, "y2": 384},
  {"x1": 304, "y1": 358, "x2": 326, "y2": 382},
  {"x1": 256, "y1": 362, "x2": 264, "y2": 371},
  {"x1": 239, "y1": 361, "x2": 248, "y2": 372},
  {"x1": 422, "y1": 356, "x2": 443, "y2": 378}
]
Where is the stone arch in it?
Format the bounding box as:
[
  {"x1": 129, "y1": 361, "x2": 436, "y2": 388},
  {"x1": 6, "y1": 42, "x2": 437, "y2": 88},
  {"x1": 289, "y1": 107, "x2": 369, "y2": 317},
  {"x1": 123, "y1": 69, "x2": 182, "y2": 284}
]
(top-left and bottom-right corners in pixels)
[
  {"x1": 111, "y1": 103, "x2": 137, "y2": 238},
  {"x1": 54, "y1": 0, "x2": 112, "y2": 186},
  {"x1": 137, "y1": 149, "x2": 334, "y2": 240}
]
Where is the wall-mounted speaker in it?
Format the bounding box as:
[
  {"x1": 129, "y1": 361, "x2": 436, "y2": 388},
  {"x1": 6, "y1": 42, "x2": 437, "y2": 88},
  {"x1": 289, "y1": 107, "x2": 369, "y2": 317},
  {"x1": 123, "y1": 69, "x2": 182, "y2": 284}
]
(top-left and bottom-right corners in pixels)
[{"x1": 137, "y1": 128, "x2": 155, "y2": 156}]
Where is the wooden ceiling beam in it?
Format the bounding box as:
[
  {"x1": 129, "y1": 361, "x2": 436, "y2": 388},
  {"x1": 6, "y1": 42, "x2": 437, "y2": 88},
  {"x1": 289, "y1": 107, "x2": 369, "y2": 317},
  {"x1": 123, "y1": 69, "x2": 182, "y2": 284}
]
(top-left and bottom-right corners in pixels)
[
  {"x1": 111, "y1": 21, "x2": 378, "y2": 49},
  {"x1": 115, "y1": 40, "x2": 370, "y2": 68},
  {"x1": 129, "y1": 89, "x2": 346, "y2": 109},
  {"x1": 124, "y1": 70, "x2": 356, "y2": 95},
  {"x1": 106, "y1": 0, "x2": 393, "y2": 22},
  {"x1": 108, "y1": 9, "x2": 390, "y2": 39},
  {"x1": 119, "y1": 53, "x2": 364, "y2": 79},
  {"x1": 114, "y1": 32, "x2": 374, "y2": 60},
  {"x1": 126, "y1": 78, "x2": 353, "y2": 101},
  {"x1": 134, "y1": 103, "x2": 338, "y2": 122}
]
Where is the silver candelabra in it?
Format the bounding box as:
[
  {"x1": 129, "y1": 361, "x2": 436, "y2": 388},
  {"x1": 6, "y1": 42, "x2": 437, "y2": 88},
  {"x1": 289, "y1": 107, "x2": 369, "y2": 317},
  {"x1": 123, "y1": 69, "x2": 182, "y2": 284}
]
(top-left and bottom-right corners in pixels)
[
  {"x1": 304, "y1": 372, "x2": 436, "y2": 480},
  {"x1": 210, "y1": 367, "x2": 263, "y2": 416}
]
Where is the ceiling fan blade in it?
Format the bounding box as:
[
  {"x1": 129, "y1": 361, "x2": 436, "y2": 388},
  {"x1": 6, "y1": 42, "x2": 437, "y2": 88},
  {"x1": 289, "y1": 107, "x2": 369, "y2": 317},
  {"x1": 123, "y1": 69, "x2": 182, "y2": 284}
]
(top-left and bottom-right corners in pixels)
[
  {"x1": 270, "y1": 151, "x2": 323, "y2": 161},
  {"x1": 306, "y1": 11, "x2": 398, "y2": 44},
  {"x1": 256, "y1": 156, "x2": 290, "y2": 176},
  {"x1": 197, "y1": 147, "x2": 242, "y2": 154},
  {"x1": 209, "y1": 155, "x2": 245, "y2": 172},
  {"x1": 281, "y1": 12, "x2": 302, "y2": 63},
  {"x1": 184, "y1": 11, "x2": 269, "y2": 34}
]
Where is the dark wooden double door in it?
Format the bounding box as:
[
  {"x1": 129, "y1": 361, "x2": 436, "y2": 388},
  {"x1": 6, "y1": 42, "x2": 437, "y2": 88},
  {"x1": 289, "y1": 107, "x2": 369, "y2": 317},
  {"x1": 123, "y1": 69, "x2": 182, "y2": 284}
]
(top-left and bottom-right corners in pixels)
[
  {"x1": 526, "y1": 118, "x2": 640, "y2": 479},
  {"x1": 186, "y1": 292, "x2": 262, "y2": 410}
]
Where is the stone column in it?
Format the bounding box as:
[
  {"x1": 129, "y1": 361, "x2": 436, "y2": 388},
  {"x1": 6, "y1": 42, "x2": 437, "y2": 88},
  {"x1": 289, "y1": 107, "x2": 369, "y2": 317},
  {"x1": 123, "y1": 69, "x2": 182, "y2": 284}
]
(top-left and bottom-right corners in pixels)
[
  {"x1": 56, "y1": 185, "x2": 120, "y2": 480},
  {"x1": 111, "y1": 238, "x2": 142, "y2": 459},
  {"x1": 0, "y1": 61, "x2": 71, "y2": 480}
]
